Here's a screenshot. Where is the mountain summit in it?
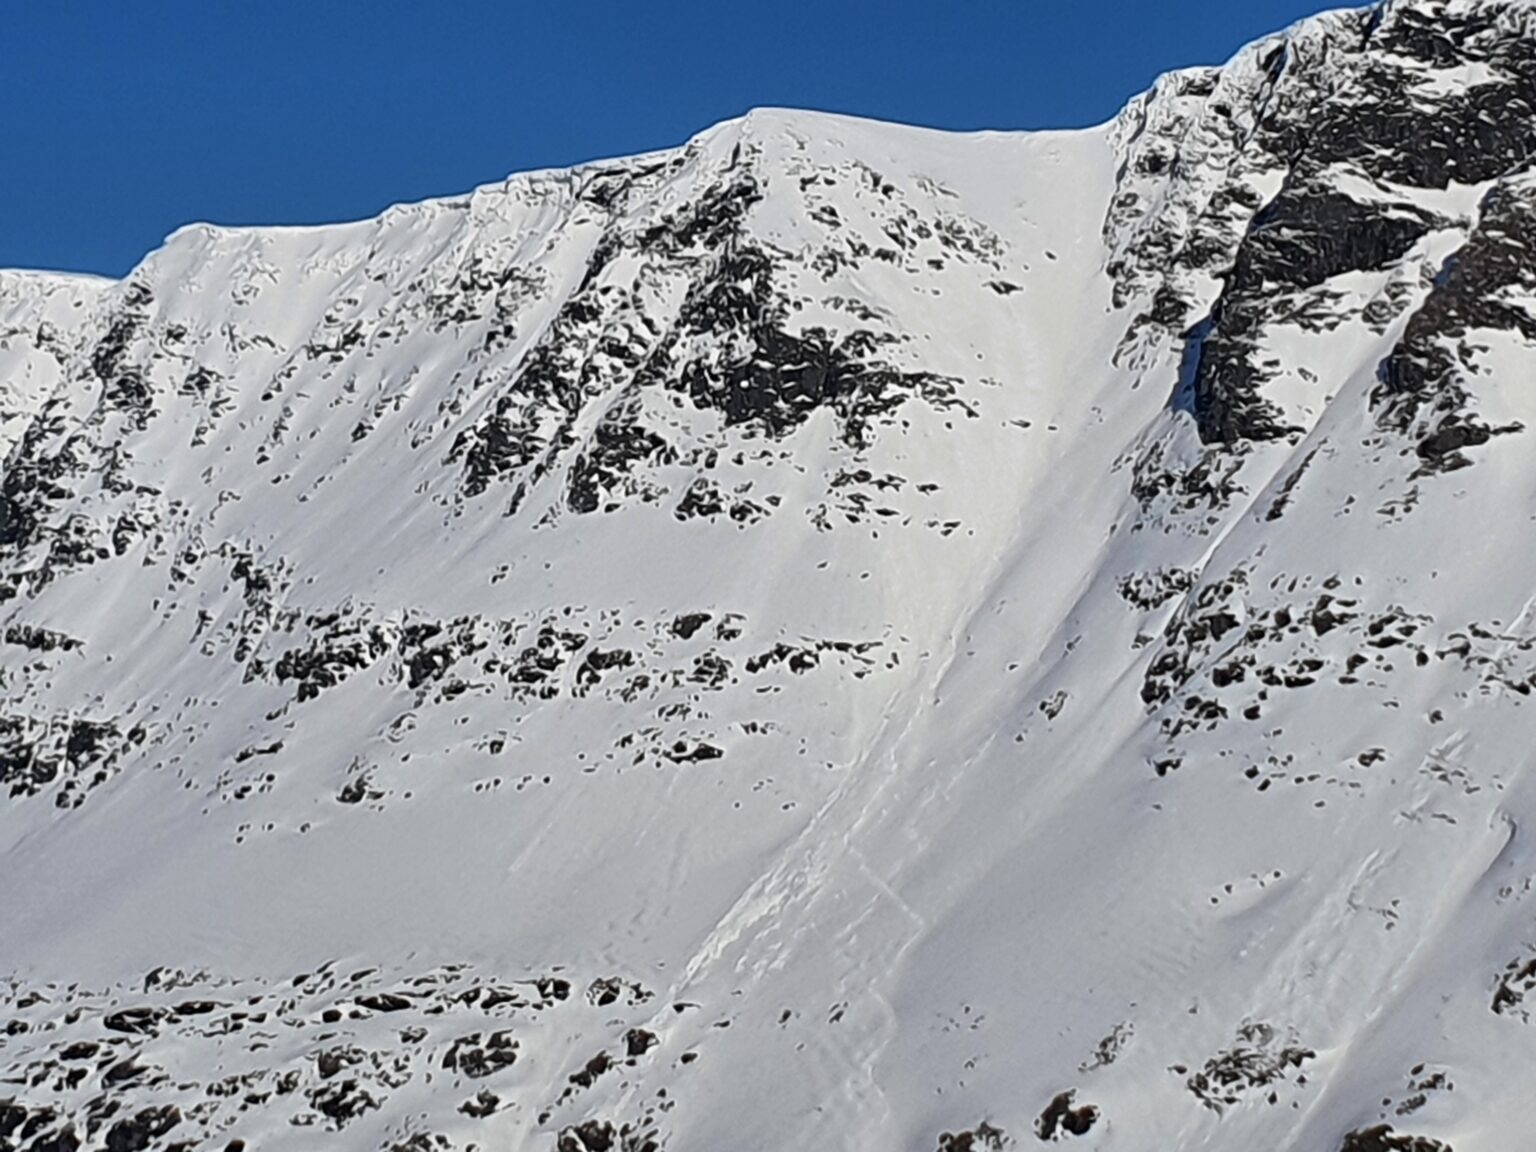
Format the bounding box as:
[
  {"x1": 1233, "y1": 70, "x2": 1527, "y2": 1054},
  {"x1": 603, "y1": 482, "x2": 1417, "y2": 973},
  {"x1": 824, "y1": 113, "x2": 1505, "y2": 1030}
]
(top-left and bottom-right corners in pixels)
[{"x1": 5, "y1": 2, "x2": 1536, "y2": 1150}]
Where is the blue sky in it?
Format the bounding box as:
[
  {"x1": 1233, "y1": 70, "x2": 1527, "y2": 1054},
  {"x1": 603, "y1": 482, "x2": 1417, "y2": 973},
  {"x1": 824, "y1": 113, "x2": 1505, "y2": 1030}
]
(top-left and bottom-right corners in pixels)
[{"x1": 7, "y1": 0, "x2": 1344, "y2": 277}]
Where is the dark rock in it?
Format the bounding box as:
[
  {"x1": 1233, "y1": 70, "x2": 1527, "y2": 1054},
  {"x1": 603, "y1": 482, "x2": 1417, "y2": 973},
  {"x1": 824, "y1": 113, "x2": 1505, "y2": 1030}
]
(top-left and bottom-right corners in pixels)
[
  {"x1": 625, "y1": 1029, "x2": 659, "y2": 1058},
  {"x1": 104, "y1": 1107, "x2": 180, "y2": 1152},
  {"x1": 308, "y1": 1079, "x2": 380, "y2": 1126},
  {"x1": 355, "y1": 993, "x2": 412, "y2": 1013},
  {"x1": 670, "y1": 613, "x2": 712, "y2": 640},
  {"x1": 2, "y1": 626, "x2": 82, "y2": 653},
  {"x1": 102, "y1": 1007, "x2": 167, "y2": 1036},
  {"x1": 938, "y1": 1122, "x2": 1009, "y2": 1151},
  {"x1": 558, "y1": 1121, "x2": 616, "y2": 1152},
  {"x1": 1186, "y1": 1023, "x2": 1314, "y2": 1112},
  {"x1": 1035, "y1": 1091, "x2": 1099, "y2": 1140},
  {"x1": 1339, "y1": 1125, "x2": 1452, "y2": 1152},
  {"x1": 27, "y1": 1127, "x2": 81, "y2": 1152},
  {"x1": 103, "y1": 1059, "x2": 146, "y2": 1085},
  {"x1": 0, "y1": 1104, "x2": 26, "y2": 1139},
  {"x1": 442, "y1": 1031, "x2": 518, "y2": 1079}
]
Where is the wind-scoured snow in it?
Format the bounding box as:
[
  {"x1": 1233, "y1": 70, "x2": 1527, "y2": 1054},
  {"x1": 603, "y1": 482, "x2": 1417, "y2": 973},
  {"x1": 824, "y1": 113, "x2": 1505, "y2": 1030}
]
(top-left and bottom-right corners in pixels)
[{"x1": 4, "y1": 2, "x2": 1536, "y2": 1151}]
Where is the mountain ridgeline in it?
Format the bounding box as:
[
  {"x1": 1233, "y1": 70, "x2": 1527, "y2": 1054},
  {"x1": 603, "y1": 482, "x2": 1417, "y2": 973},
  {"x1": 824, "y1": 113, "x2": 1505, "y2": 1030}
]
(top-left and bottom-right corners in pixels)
[{"x1": 4, "y1": 2, "x2": 1536, "y2": 1150}]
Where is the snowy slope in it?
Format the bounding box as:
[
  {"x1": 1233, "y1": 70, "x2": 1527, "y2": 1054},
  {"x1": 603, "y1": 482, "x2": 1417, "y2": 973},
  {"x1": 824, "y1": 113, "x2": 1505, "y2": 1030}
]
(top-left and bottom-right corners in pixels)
[{"x1": 5, "y1": 2, "x2": 1536, "y2": 1150}]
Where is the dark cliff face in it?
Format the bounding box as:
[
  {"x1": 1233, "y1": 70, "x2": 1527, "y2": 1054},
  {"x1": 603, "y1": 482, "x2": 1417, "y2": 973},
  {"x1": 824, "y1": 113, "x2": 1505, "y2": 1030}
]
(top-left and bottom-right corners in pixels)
[
  {"x1": 1373, "y1": 174, "x2": 1536, "y2": 470},
  {"x1": 1192, "y1": 179, "x2": 1443, "y2": 444},
  {"x1": 1109, "y1": 0, "x2": 1536, "y2": 460}
]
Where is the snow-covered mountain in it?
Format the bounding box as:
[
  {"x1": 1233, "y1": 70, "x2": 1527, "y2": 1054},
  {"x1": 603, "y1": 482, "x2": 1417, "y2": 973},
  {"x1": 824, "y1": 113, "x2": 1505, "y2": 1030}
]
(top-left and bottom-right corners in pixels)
[{"x1": 5, "y1": 1, "x2": 1536, "y2": 1149}]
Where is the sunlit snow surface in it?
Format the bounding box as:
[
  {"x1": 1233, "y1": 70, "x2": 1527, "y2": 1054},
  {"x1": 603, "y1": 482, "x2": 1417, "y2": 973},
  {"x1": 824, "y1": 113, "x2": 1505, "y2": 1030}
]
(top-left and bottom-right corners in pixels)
[{"x1": 5, "y1": 2, "x2": 1536, "y2": 1150}]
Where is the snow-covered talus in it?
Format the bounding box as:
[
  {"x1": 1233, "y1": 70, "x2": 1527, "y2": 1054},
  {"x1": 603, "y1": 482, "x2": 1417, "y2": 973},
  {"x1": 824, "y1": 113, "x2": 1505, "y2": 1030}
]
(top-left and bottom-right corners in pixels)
[{"x1": 5, "y1": 2, "x2": 1536, "y2": 1150}]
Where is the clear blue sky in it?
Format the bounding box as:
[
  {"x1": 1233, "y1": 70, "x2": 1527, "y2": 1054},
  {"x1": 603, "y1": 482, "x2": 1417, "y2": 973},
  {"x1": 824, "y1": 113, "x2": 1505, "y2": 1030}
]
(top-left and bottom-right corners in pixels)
[{"x1": 7, "y1": 0, "x2": 1345, "y2": 277}]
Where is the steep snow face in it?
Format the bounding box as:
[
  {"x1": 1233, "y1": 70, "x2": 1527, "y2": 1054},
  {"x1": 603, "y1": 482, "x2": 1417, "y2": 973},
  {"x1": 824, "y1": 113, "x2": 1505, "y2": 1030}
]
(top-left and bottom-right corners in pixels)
[{"x1": 5, "y1": 3, "x2": 1536, "y2": 1151}]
